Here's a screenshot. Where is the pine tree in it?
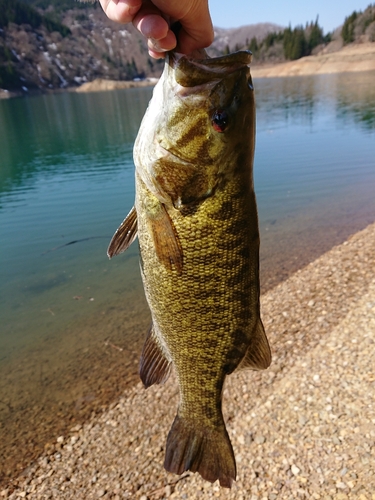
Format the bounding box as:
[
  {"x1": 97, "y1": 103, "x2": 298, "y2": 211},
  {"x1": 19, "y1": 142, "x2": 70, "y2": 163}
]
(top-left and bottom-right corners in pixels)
[
  {"x1": 248, "y1": 37, "x2": 258, "y2": 55},
  {"x1": 308, "y1": 18, "x2": 324, "y2": 51},
  {"x1": 341, "y1": 11, "x2": 358, "y2": 44},
  {"x1": 283, "y1": 26, "x2": 308, "y2": 60}
]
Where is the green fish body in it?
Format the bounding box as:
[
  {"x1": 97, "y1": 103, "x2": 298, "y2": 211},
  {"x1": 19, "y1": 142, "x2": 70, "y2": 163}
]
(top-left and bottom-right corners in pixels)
[{"x1": 108, "y1": 50, "x2": 271, "y2": 488}]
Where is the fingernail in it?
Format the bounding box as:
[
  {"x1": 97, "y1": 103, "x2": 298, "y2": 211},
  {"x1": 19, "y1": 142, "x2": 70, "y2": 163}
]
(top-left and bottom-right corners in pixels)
[{"x1": 149, "y1": 38, "x2": 168, "y2": 53}]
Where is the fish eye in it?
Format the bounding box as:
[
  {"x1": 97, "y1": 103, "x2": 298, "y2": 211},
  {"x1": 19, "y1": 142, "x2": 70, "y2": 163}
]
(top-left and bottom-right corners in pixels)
[{"x1": 212, "y1": 110, "x2": 229, "y2": 133}]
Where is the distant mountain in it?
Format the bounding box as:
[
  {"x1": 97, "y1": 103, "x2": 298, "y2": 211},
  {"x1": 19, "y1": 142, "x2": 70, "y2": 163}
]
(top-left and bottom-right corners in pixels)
[{"x1": 210, "y1": 23, "x2": 284, "y2": 55}]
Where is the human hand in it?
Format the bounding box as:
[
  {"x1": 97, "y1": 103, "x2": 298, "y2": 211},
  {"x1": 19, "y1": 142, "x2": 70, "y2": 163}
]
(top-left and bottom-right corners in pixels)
[{"x1": 98, "y1": 0, "x2": 214, "y2": 58}]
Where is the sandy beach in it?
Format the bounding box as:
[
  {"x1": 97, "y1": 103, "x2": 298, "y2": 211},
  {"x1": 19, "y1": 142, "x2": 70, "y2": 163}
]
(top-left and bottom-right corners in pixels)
[{"x1": 2, "y1": 219, "x2": 375, "y2": 499}]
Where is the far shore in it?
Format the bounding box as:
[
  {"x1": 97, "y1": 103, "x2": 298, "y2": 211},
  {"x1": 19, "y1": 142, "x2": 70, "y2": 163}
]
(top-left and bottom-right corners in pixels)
[
  {"x1": 251, "y1": 41, "x2": 375, "y2": 78},
  {"x1": 0, "y1": 78, "x2": 157, "y2": 100},
  {"x1": 74, "y1": 77, "x2": 158, "y2": 93},
  {"x1": 75, "y1": 42, "x2": 375, "y2": 94},
  {"x1": 1, "y1": 42, "x2": 374, "y2": 100}
]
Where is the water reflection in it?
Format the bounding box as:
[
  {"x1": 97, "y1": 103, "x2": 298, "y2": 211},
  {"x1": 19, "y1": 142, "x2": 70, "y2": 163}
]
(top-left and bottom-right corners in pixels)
[
  {"x1": 0, "y1": 87, "x2": 153, "y2": 192},
  {"x1": 255, "y1": 71, "x2": 375, "y2": 132},
  {"x1": 335, "y1": 72, "x2": 375, "y2": 130},
  {"x1": 255, "y1": 75, "x2": 316, "y2": 119}
]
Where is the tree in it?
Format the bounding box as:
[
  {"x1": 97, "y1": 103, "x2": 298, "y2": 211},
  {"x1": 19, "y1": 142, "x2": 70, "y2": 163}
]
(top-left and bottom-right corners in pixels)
[
  {"x1": 283, "y1": 26, "x2": 308, "y2": 60},
  {"x1": 0, "y1": 0, "x2": 71, "y2": 36},
  {"x1": 308, "y1": 18, "x2": 324, "y2": 52},
  {"x1": 263, "y1": 31, "x2": 283, "y2": 48},
  {"x1": 223, "y1": 44, "x2": 230, "y2": 55},
  {"x1": 341, "y1": 11, "x2": 358, "y2": 44},
  {"x1": 18, "y1": 0, "x2": 95, "y2": 13},
  {"x1": 248, "y1": 37, "x2": 258, "y2": 55}
]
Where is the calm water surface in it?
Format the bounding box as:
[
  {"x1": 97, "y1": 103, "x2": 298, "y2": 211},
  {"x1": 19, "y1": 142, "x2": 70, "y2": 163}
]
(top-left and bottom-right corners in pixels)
[{"x1": 0, "y1": 71, "x2": 375, "y2": 481}]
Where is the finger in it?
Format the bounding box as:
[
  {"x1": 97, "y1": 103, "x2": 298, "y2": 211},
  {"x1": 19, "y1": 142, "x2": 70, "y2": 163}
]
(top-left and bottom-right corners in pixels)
[
  {"x1": 147, "y1": 46, "x2": 167, "y2": 59},
  {"x1": 132, "y1": 2, "x2": 177, "y2": 58},
  {"x1": 151, "y1": 0, "x2": 214, "y2": 53},
  {"x1": 147, "y1": 30, "x2": 177, "y2": 58},
  {"x1": 99, "y1": 0, "x2": 142, "y2": 23},
  {"x1": 136, "y1": 13, "x2": 170, "y2": 40},
  {"x1": 176, "y1": 24, "x2": 213, "y2": 56}
]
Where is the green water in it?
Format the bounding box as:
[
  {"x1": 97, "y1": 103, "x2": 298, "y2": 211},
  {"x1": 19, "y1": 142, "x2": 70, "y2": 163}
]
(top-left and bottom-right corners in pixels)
[{"x1": 0, "y1": 72, "x2": 375, "y2": 481}]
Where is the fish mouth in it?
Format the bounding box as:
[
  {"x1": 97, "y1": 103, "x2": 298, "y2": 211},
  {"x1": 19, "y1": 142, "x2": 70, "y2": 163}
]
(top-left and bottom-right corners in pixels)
[{"x1": 168, "y1": 50, "x2": 252, "y2": 88}]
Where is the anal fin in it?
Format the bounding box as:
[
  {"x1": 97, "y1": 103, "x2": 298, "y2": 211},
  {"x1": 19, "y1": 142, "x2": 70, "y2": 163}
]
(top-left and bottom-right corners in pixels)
[
  {"x1": 107, "y1": 206, "x2": 137, "y2": 258},
  {"x1": 238, "y1": 319, "x2": 272, "y2": 371},
  {"x1": 139, "y1": 324, "x2": 171, "y2": 388}
]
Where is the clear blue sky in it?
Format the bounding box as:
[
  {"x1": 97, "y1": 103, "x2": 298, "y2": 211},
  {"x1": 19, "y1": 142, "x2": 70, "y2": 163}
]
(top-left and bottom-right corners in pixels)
[{"x1": 208, "y1": 0, "x2": 372, "y2": 33}]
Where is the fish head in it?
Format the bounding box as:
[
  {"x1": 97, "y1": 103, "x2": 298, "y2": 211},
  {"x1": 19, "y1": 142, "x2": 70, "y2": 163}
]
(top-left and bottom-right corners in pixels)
[{"x1": 134, "y1": 50, "x2": 255, "y2": 209}]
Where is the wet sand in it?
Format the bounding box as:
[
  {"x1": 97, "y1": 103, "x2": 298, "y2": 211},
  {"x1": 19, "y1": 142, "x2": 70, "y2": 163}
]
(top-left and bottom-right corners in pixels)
[{"x1": 2, "y1": 220, "x2": 375, "y2": 497}]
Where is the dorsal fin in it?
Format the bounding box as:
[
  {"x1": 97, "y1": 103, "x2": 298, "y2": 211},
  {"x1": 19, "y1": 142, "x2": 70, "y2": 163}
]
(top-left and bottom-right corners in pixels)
[{"x1": 107, "y1": 206, "x2": 137, "y2": 258}]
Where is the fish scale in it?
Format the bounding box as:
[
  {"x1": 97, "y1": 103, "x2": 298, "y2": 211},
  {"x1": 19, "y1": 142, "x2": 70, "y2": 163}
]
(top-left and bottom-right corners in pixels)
[{"x1": 108, "y1": 49, "x2": 271, "y2": 488}]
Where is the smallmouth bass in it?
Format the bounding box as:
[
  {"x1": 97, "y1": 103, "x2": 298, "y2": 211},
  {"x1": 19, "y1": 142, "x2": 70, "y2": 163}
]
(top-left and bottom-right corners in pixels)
[{"x1": 108, "y1": 49, "x2": 271, "y2": 488}]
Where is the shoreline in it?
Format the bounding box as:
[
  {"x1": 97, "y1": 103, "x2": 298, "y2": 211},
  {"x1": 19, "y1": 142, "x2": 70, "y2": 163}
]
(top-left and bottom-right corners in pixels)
[
  {"x1": 0, "y1": 79, "x2": 157, "y2": 101},
  {"x1": 1, "y1": 208, "x2": 374, "y2": 489},
  {"x1": 3, "y1": 220, "x2": 375, "y2": 498},
  {"x1": 1, "y1": 42, "x2": 374, "y2": 100},
  {"x1": 251, "y1": 42, "x2": 375, "y2": 78}
]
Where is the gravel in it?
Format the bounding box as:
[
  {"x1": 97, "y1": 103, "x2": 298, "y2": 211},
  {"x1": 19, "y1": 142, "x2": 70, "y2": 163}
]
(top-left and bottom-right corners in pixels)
[{"x1": 3, "y1": 222, "x2": 375, "y2": 499}]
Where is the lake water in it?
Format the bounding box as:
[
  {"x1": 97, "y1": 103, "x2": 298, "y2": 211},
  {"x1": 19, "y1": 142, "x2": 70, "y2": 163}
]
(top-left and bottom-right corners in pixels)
[{"x1": 1, "y1": 70, "x2": 375, "y2": 482}]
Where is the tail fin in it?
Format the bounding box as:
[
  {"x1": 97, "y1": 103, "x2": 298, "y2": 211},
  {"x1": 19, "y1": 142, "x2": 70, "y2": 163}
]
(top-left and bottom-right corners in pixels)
[{"x1": 164, "y1": 415, "x2": 236, "y2": 488}]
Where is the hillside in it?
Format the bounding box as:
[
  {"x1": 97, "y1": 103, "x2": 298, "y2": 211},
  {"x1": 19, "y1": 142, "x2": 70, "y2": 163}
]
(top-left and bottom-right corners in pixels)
[
  {"x1": 251, "y1": 42, "x2": 375, "y2": 78},
  {"x1": 0, "y1": 1, "x2": 281, "y2": 93},
  {"x1": 0, "y1": 1, "x2": 374, "y2": 94},
  {"x1": 210, "y1": 23, "x2": 283, "y2": 56},
  {"x1": 229, "y1": 4, "x2": 375, "y2": 65},
  {"x1": 0, "y1": 1, "x2": 165, "y2": 91}
]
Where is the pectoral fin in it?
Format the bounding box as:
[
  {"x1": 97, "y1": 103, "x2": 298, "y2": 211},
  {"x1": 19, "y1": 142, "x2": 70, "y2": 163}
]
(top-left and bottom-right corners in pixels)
[
  {"x1": 143, "y1": 197, "x2": 183, "y2": 274},
  {"x1": 107, "y1": 206, "x2": 138, "y2": 258},
  {"x1": 139, "y1": 324, "x2": 171, "y2": 388},
  {"x1": 238, "y1": 319, "x2": 271, "y2": 371}
]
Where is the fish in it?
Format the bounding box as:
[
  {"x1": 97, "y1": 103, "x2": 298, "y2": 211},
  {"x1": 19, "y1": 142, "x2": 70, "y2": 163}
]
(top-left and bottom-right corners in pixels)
[{"x1": 108, "y1": 49, "x2": 271, "y2": 488}]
